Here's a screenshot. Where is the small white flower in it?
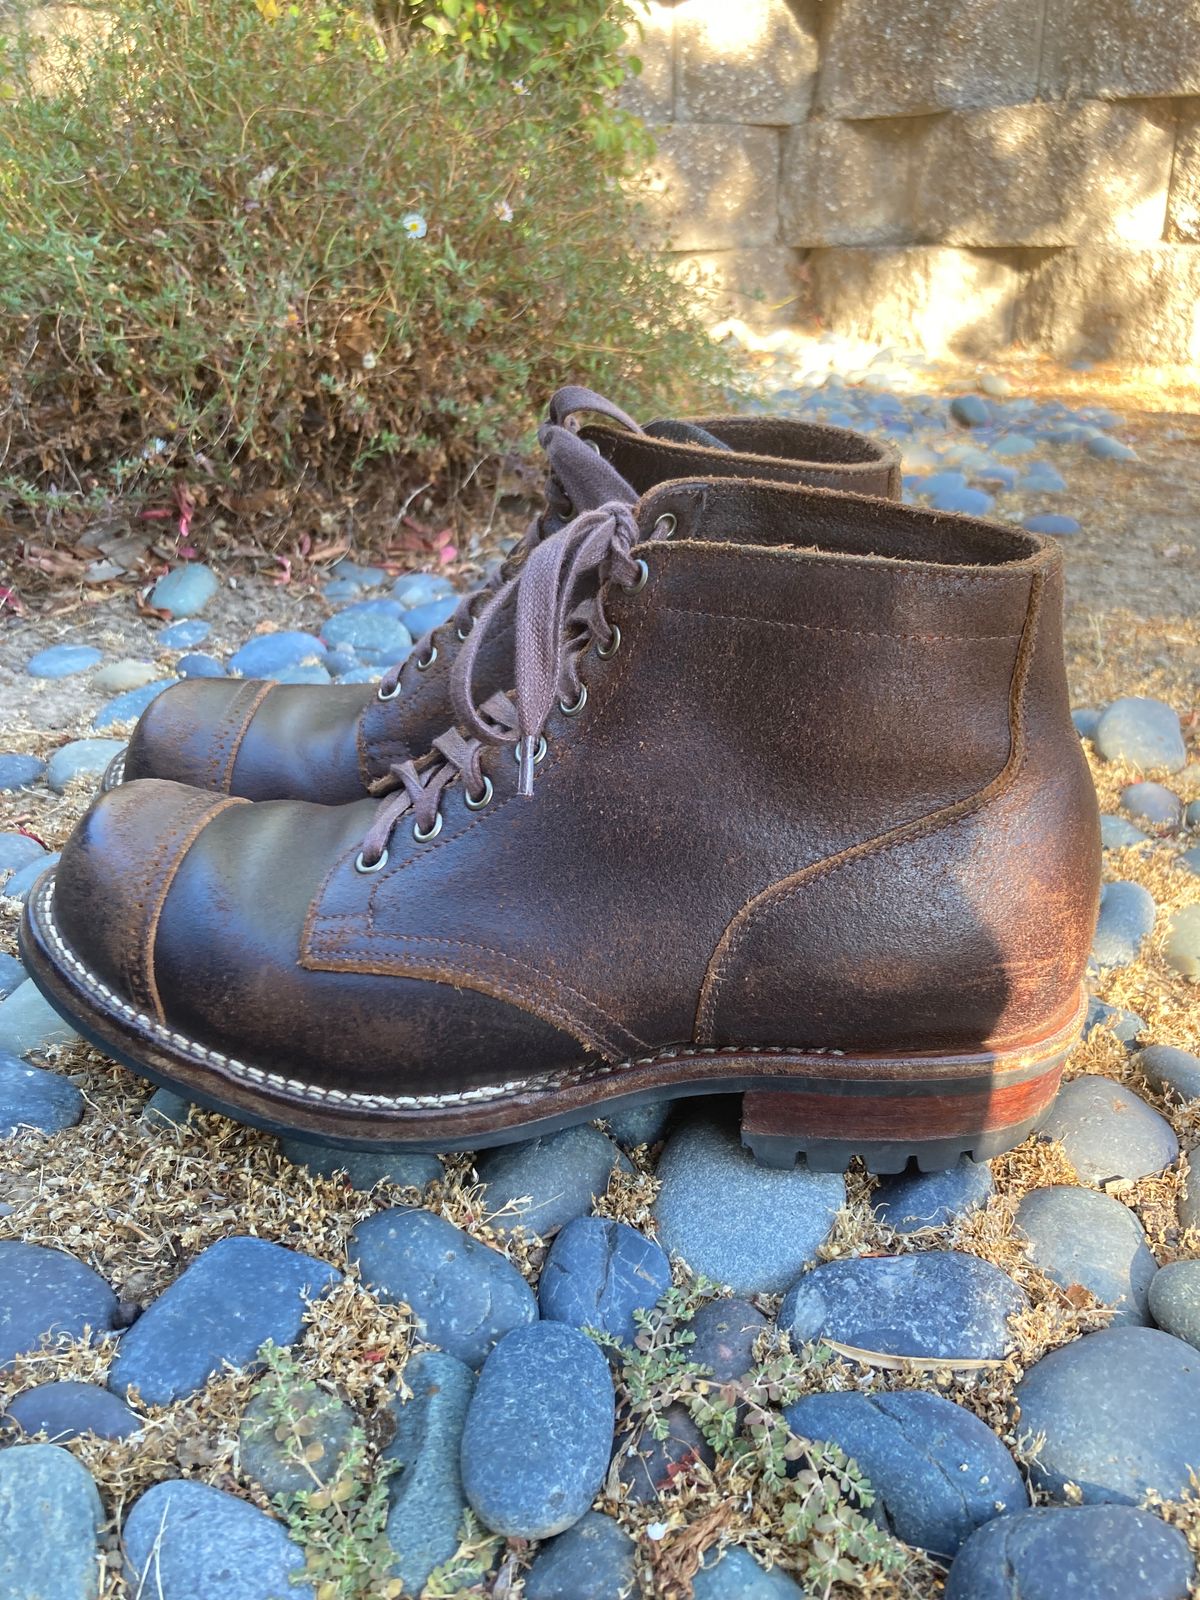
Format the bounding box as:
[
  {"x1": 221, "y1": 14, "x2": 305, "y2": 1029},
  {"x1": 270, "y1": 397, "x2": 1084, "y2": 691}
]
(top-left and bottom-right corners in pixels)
[
  {"x1": 402, "y1": 212, "x2": 427, "y2": 240},
  {"x1": 493, "y1": 199, "x2": 513, "y2": 223},
  {"x1": 645, "y1": 1522, "x2": 669, "y2": 1541},
  {"x1": 511, "y1": 77, "x2": 528, "y2": 95},
  {"x1": 361, "y1": 352, "x2": 377, "y2": 371}
]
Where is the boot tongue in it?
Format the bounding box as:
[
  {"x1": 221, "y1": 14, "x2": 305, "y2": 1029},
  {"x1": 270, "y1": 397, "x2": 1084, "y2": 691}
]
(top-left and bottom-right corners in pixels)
[{"x1": 645, "y1": 418, "x2": 734, "y2": 452}]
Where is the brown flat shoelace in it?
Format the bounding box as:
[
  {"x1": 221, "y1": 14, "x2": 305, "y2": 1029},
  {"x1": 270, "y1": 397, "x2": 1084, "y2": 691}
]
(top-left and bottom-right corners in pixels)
[
  {"x1": 357, "y1": 499, "x2": 673, "y2": 869},
  {"x1": 375, "y1": 387, "x2": 641, "y2": 702}
]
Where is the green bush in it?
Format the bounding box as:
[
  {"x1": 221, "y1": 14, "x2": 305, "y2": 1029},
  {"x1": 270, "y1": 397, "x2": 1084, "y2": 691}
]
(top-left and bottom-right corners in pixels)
[{"x1": 0, "y1": 0, "x2": 729, "y2": 538}]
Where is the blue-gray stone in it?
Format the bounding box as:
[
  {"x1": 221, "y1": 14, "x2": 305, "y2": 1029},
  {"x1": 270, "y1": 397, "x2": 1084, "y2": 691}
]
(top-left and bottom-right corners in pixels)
[
  {"x1": 122, "y1": 1479, "x2": 315, "y2": 1600},
  {"x1": 653, "y1": 1115, "x2": 845, "y2": 1296},
  {"x1": 1091, "y1": 880, "x2": 1156, "y2": 968},
  {"x1": 142, "y1": 1087, "x2": 193, "y2": 1128},
  {"x1": 1071, "y1": 707, "x2": 1102, "y2": 740},
  {"x1": 1139, "y1": 1045, "x2": 1200, "y2": 1103},
  {"x1": 1087, "y1": 435, "x2": 1138, "y2": 462},
  {"x1": 0, "y1": 981, "x2": 81, "y2": 1056},
  {"x1": 25, "y1": 644, "x2": 102, "y2": 679},
  {"x1": 1024, "y1": 513, "x2": 1081, "y2": 536},
  {"x1": 1101, "y1": 814, "x2": 1149, "y2": 848},
  {"x1": 322, "y1": 647, "x2": 358, "y2": 676},
  {"x1": 336, "y1": 666, "x2": 382, "y2": 684},
  {"x1": 348, "y1": 1208, "x2": 536, "y2": 1368},
  {"x1": 272, "y1": 662, "x2": 331, "y2": 685},
  {"x1": 1164, "y1": 905, "x2": 1200, "y2": 980},
  {"x1": 279, "y1": 1137, "x2": 441, "y2": 1191},
  {"x1": 402, "y1": 595, "x2": 459, "y2": 638},
  {"x1": 0, "y1": 1241, "x2": 119, "y2": 1368},
  {"x1": 327, "y1": 559, "x2": 388, "y2": 592},
  {"x1": 1187, "y1": 798, "x2": 1200, "y2": 828},
  {"x1": 950, "y1": 395, "x2": 990, "y2": 427},
  {"x1": 539, "y1": 1217, "x2": 670, "y2": 1345},
  {"x1": 689, "y1": 1297, "x2": 768, "y2": 1379},
  {"x1": 177, "y1": 651, "x2": 226, "y2": 678},
  {"x1": 874, "y1": 1158, "x2": 994, "y2": 1233},
  {"x1": 5, "y1": 1380, "x2": 140, "y2": 1442},
  {"x1": 322, "y1": 606, "x2": 412, "y2": 656},
  {"x1": 1095, "y1": 698, "x2": 1187, "y2": 773},
  {"x1": 692, "y1": 1545, "x2": 807, "y2": 1598},
  {"x1": 0, "y1": 833, "x2": 46, "y2": 874},
  {"x1": 93, "y1": 659, "x2": 161, "y2": 693},
  {"x1": 2, "y1": 852, "x2": 59, "y2": 904},
  {"x1": 606, "y1": 1098, "x2": 673, "y2": 1148},
  {"x1": 0, "y1": 1443, "x2": 103, "y2": 1599},
  {"x1": 920, "y1": 470, "x2": 968, "y2": 496},
  {"x1": 1015, "y1": 1186, "x2": 1155, "y2": 1326},
  {"x1": 993, "y1": 434, "x2": 1035, "y2": 457},
  {"x1": 1182, "y1": 1175, "x2": 1200, "y2": 1233},
  {"x1": 1148, "y1": 1262, "x2": 1200, "y2": 1351},
  {"x1": 1020, "y1": 464, "x2": 1068, "y2": 492},
  {"x1": 1038, "y1": 1075, "x2": 1178, "y2": 1183},
  {"x1": 523, "y1": 1511, "x2": 638, "y2": 1600},
  {"x1": 93, "y1": 679, "x2": 174, "y2": 729},
  {"x1": 461, "y1": 1322, "x2": 614, "y2": 1539},
  {"x1": 1122, "y1": 781, "x2": 1182, "y2": 828},
  {"x1": 1014, "y1": 1326, "x2": 1200, "y2": 1504},
  {"x1": 931, "y1": 487, "x2": 994, "y2": 516},
  {"x1": 392, "y1": 573, "x2": 455, "y2": 608},
  {"x1": 227, "y1": 632, "x2": 327, "y2": 677},
  {"x1": 46, "y1": 738, "x2": 126, "y2": 792},
  {"x1": 945, "y1": 1505, "x2": 1194, "y2": 1600},
  {"x1": 383, "y1": 1349, "x2": 474, "y2": 1593},
  {"x1": 975, "y1": 463, "x2": 1018, "y2": 490},
  {"x1": 1084, "y1": 996, "x2": 1145, "y2": 1046},
  {"x1": 158, "y1": 618, "x2": 211, "y2": 648},
  {"x1": 475, "y1": 1125, "x2": 626, "y2": 1239},
  {"x1": 778, "y1": 1251, "x2": 1026, "y2": 1361},
  {"x1": 108, "y1": 1236, "x2": 341, "y2": 1404},
  {"x1": 0, "y1": 955, "x2": 25, "y2": 1001},
  {"x1": 784, "y1": 1389, "x2": 1026, "y2": 1556},
  {"x1": 0, "y1": 754, "x2": 45, "y2": 792},
  {"x1": 614, "y1": 1403, "x2": 713, "y2": 1503},
  {"x1": 149, "y1": 563, "x2": 219, "y2": 617},
  {"x1": 239, "y1": 1380, "x2": 357, "y2": 1498},
  {"x1": 0, "y1": 1053, "x2": 83, "y2": 1137},
  {"x1": 1180, "y1": 844, "x2": 1200, "y2": 876}
]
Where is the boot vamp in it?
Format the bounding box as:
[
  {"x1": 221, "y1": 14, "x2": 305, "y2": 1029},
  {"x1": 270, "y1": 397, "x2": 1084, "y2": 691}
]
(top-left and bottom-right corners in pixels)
[
  {"x1": 54, "y1": 779, "x2": 582, "y2": 1096},
  {"x1": 123, "y1": 677, "x2": 373, "y2": 802}
]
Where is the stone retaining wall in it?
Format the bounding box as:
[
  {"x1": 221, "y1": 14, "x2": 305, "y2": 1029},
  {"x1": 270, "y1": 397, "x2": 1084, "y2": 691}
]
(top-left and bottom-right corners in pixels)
[{"x1": 629, "y1": 0, "x2": 1200, "y2": 362}]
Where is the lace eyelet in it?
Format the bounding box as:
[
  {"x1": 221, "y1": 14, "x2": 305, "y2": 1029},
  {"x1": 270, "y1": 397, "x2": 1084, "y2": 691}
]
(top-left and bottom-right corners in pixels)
[
  {"x1": 512, "y1": 735, "x2": 548, "y2": 765},
  {"x1": 559, "y1": 685, "x2": 588, "y2": 717},
  {"x1": 355, "y1": 848, "x2": 389, "y2": 874},
  {"x1": 624, "y1": 558, "x2": 649, "y2": 594},
  {"x1": 377, "y1": 679, "x2": 402, "y2": 701},
  {"x1": 653, "y1": 512, "x2": 677, "y2": 538},
  {"x1": 412, "y1": 813, "x2": 443, "y2": 843},
  {"x1": 416, "y1": 645, "x2": 438, "y2": 671},
  {"x1": 464, "y1": 775, "x2": 494, "y2": 810},
  {"x1": 595, "y1": 624, "x2": 621, "y2": 660}
]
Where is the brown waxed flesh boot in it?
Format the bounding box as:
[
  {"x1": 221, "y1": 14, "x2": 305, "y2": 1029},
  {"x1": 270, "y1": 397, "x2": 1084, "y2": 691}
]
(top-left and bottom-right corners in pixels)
[
  {"x1": 106, "y1": 386, "x2": 900, "y2": 803},
  {"x1": 21, "y1": 476, "x2": 1099, "y2": 1173}
]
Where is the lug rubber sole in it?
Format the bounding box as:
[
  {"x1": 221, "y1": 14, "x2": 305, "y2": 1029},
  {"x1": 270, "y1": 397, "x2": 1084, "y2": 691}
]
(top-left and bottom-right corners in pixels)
[
  {"x1": 99, "y1": 749, "x2": 126, "y2": 791},
  {"x1": 21, "y1": 872, "x2": 1082, "y2": 1172}
]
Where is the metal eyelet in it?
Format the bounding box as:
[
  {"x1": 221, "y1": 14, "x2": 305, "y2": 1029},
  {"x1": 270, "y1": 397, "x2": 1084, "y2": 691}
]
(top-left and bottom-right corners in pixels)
[
  {"x1": 416, "y1": 645, "x2": 438, "y2": 671},
  {"x1": 456, "y1": 624, "x2": 472, "y2": 641},
  {"x1": 355, "y1": 848, "x2": 388, "y2": 874},
  {"x1": 512, "y1": 735, "x2": 548, "y2": 765},
  {"x1": 464, "y1": 775, "x2": 494, "y2": 811},
  {"x1": 412, "y1": 813, "x2": 443, "y2": 843},
  {"x1": 596, "y1": 624, "x2": 621, "y2": 660},
  {"x1": 624, "y1": 558, "x2": 649, "y2": 594},
  {"x1": 653, "y1": 512, "x2": 677, "y2": 538},
  {"x1": 559, "y1": 685, "x2": 588, "y2": 716},
  {"x1": 377, "y1": 679, "x2": 402, "y2": 701}
]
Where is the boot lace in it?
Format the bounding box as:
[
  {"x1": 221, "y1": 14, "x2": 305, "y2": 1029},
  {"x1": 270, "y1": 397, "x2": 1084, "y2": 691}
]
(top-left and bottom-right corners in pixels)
[
  {"x1": 375, "y1": 387, "x2": 641, "y2": 701},
  {"x1": 356, "y1": 499, "x2": 669, "y2": 870}
]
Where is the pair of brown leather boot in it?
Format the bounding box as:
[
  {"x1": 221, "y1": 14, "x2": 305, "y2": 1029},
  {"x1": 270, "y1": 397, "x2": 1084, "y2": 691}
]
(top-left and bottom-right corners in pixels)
[{"x1": 21, "y1": 387, "x2": 1100, "y2": 1171}]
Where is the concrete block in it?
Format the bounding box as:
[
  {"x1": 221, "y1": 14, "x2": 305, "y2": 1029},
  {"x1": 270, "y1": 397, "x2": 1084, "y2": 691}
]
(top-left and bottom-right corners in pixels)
[
  {"x1": 1167, "y1": 102, "x2": 1200, "y2": 243},
  {"x1": 1015, "y1": 245, "x2": 1200, "y2": 364},
  {"x1": 817, "y1": 0, "x2": 1043, "y2": 118},
  {"x1": 675, "y1": 0, "x2": 819, "y2": 124},
  {"x1": 668, "y1": 246, "x2": 807, "y2": 328},
  {"x1": 619, "y1": 1, "x2": 674, "y2": 123},
  {"x1": 641, "y1": 123, "x2": 780, "y2": 251},
  {"x1": 810, "y1": 246, "x2": 1024, "y2": 356},
  {"x1": 1041, "y1": 0, "x2": 1200, "y2": 100},
  {"x1": 918, "y1": 100, "x2": 1175, "y2": 246},
  {"x1": 781, "y1": 116, "x2": 928, "y2": 246}
]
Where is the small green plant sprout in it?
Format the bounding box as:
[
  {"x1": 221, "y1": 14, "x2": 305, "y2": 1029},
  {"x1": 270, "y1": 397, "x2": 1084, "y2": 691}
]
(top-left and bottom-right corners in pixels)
[
  {"x1": 422, "y1": 1509, "x2": 508, "y2": 1597},
  {"x1": 592, "y1": 1278, "x2": 720, "y2": 1440}
]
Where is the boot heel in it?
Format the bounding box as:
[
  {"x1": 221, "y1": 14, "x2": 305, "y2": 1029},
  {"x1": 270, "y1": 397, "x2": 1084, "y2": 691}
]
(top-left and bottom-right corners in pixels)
[{"x1": 739, "y1": 1037, "x2": 1073, "y2": 1174}]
